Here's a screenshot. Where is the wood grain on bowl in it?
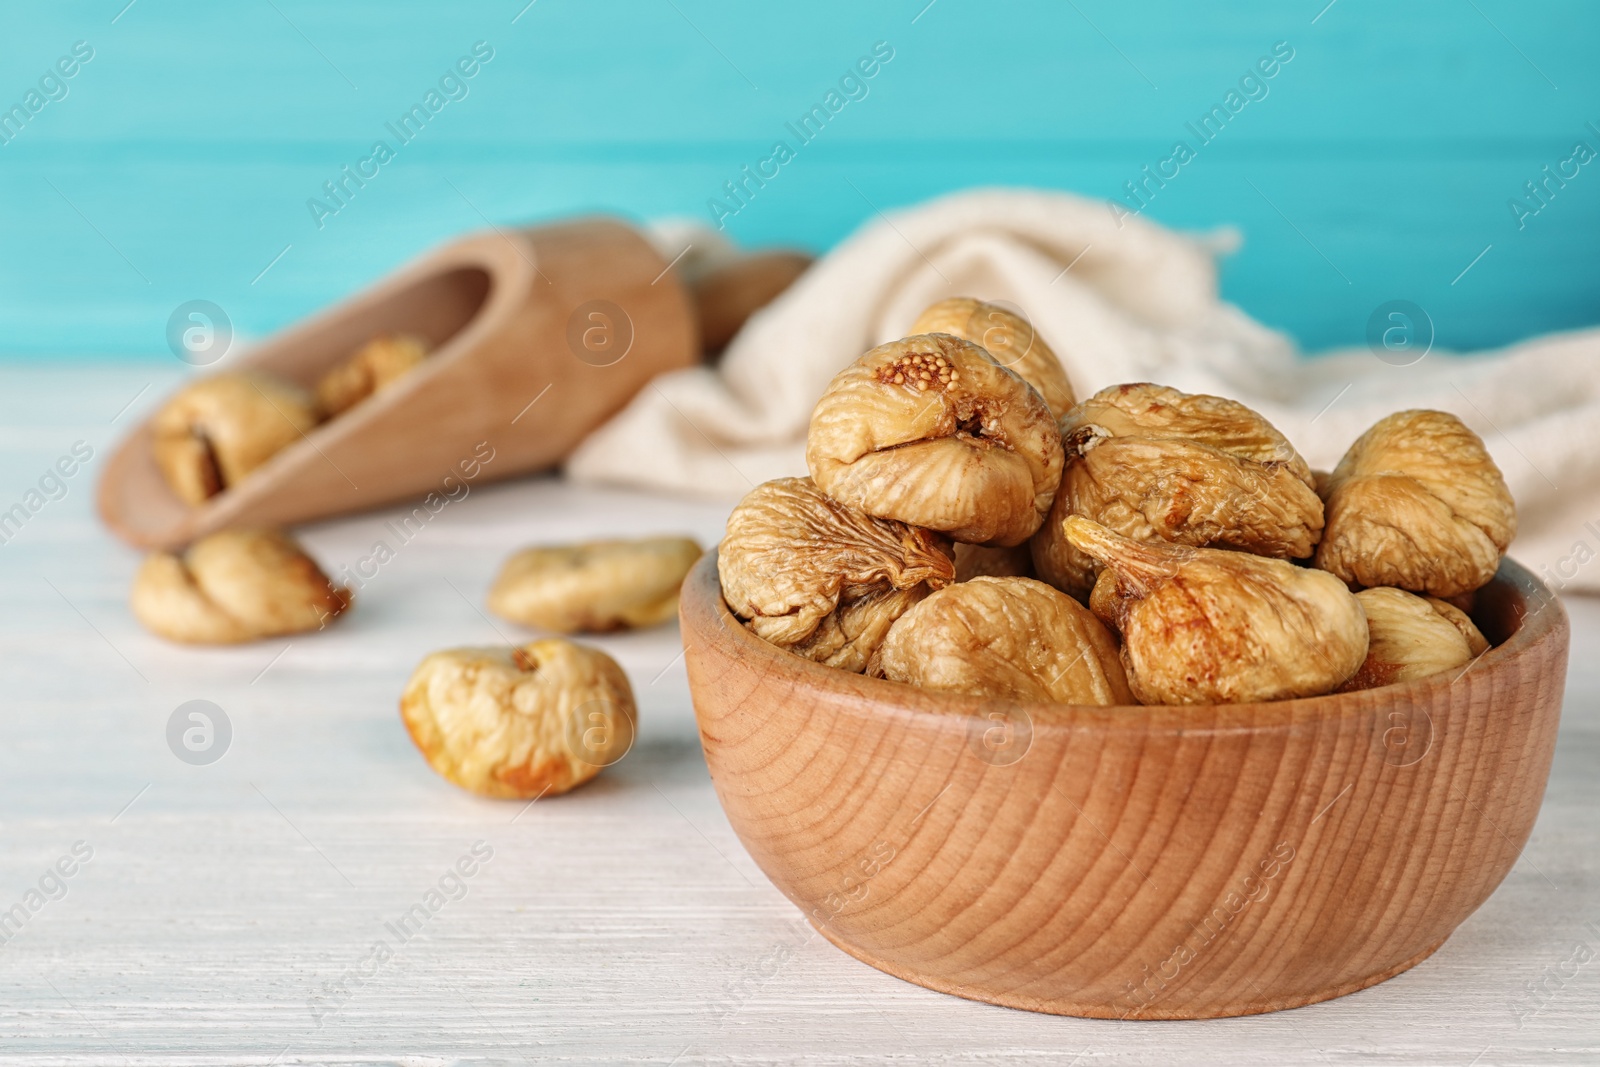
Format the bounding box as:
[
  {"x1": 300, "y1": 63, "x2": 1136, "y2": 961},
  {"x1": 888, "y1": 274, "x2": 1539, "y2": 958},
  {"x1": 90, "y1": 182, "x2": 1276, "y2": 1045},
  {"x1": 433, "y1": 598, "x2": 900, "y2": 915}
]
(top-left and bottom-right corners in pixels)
[
  {"x1": 680, "y1": 551, "x2": 1568, "y2": 1019},
  {"x1": 99, "y1": 218, "x2": 697, "y2": 550}
]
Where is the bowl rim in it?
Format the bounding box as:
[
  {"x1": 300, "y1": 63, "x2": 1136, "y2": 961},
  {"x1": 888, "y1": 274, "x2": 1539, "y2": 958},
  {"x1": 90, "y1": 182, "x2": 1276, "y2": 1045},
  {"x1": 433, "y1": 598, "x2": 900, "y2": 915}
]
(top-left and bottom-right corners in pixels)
[{"x1": 681, "y1": 549, "x2": 1569, "y2": 734}]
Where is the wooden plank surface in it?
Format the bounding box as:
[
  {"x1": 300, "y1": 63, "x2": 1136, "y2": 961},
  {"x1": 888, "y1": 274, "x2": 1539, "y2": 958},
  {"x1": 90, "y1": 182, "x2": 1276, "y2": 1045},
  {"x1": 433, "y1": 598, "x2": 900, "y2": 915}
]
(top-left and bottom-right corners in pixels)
[{"x1": 0, "y1": 362, "x2": 1596, "y2": 1063}]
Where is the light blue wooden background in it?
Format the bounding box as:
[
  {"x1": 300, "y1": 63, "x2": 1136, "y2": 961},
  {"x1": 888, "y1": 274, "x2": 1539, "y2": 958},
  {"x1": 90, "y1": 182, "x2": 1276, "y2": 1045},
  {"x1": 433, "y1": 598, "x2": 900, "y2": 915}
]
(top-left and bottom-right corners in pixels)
[{"x1": 0, "y1": 0, "x2": 1595, "y2": 358}]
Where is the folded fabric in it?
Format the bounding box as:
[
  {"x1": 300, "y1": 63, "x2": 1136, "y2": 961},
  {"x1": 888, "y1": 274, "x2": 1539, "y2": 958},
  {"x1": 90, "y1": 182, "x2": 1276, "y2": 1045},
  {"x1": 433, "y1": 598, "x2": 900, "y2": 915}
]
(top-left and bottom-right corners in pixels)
[{"x1": 569, "y1": 187, "x2": 1600, "y2": 594}]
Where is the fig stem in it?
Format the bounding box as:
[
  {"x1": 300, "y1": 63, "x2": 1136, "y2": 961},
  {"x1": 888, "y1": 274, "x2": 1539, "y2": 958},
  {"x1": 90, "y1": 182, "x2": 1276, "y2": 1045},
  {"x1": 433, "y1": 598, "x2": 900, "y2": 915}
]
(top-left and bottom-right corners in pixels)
[{"x1": 1060, "y1": 516, "x2": 1186, "y2": 594}]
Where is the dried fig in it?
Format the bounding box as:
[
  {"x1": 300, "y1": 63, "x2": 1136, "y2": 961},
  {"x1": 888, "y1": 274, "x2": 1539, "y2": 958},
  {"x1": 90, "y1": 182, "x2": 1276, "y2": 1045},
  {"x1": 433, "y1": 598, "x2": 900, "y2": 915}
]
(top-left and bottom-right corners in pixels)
[
  {"x1": 953, "y1": 542, "x2": 1034, "y2": 582},
  {"x1": 1426, "y1": 595, "x2": 1490, "y2": 656},
  {"x1": 488, "y1": 536, "x2": 703, "y2": 633},
  {"x1": 400, "y1": 639, "x2": 635, "y2": 799},
  {"x1": 1314, "y1": 410, "x2": 1515, "y2": 597},
  {"x1": 152, "y1": 372, "x2": 320, "y2": 505},
  {"x1": 807, "y1": 334, "x2": 1063, "y2": 546},
  {"x1": 315, "y1": 333, "x2": 428, "y2": 418},
  {"x1": 871, "y1": 576, "x2": 1133, "y2": 705},
  {"x1": 1066, "y1": 517, "x2": 1366, "y2": 704},
  {"x1": 1336, "y1": 587, "x2": 1481, "y2": 692},
  {"x1": 1032, "y1": 383, "x2": 1323, "y2": 599},
  {"x1": 718, "y1": 477, "x2": 954, "y2": 672},
  {"x1": 909, "y1": 298, "x2": 1077, "y2": 418},
  {"x1": 131, "y1": 528, "x2": 350, "y2": 644}
]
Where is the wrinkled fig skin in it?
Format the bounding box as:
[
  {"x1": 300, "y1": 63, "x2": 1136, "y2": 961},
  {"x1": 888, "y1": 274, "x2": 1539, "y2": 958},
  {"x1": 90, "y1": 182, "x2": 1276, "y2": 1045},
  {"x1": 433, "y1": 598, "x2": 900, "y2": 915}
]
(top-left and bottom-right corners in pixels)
[
  {"x1": 1427, "y1": 595, "x2": 1490, "y2": 656},
  {"x1": 1067, "y1": 517, "x2": 1367, "y2": 705},
  {"x1": 489, "y1": 537, "x2": 703, "y2": 633},
  {"x1": 1032, "y1": 383, "x2": 1323, "y2": 600},
  {"x1": 152, "y1": 372, "x2": 320, "y2": 506},
  {"x1": 806, "y1": 334, "x2": 1064, "y2": 547},
  {"x1": 1314, "y1": 410, "x2": 1516, "y2": 597},
  {"x1": 909, "y1": 298, "x2": 1077, "y2": 418},
  {"x1": 718, "y1": 477, "x2": 955, "y2": 672},
  {"x1": 1337, "y1": 587, "x2": 1483, "y2": 692},
  {"x1": 130, "y1": 528, "x2": 351, "y2": 644},
  {"x1": 1061, "y1": 384, "x2": 1318, "y2": 471},
  {"x1": 872, "y1": 576, "x2": 1134, "y2": 706},
  {"x1": 953, "y1": 542, "x2": 1035, "y2": 582},
  {"x1": 791, "y1": 584, "x2": 929, "y2": 670},
  {"x1": 400, "y1": 640, "x2": 635, "y2": 799},
  {"x1": 315, "y1": 333, "x2": 429, "y2": 418}
]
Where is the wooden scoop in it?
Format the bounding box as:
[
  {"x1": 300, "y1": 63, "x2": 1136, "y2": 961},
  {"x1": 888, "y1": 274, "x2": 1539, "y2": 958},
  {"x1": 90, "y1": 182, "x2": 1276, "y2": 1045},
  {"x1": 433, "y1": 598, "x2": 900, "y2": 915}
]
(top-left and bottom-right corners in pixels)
[{"x1": 99, "y1": 218, "x2": 697, "y2": 550}]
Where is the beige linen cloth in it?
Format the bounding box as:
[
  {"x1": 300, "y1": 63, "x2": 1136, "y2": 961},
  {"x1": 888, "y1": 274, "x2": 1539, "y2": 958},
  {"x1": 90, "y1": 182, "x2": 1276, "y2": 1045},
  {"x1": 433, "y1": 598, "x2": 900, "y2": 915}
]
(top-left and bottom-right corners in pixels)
[{"x1": 568, "y1": 188, "x2": 1600, "y2": 593}]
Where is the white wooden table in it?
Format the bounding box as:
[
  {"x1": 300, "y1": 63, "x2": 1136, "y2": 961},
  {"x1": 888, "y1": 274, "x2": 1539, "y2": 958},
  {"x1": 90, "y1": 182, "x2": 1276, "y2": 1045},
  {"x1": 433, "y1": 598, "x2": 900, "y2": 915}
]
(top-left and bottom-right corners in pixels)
[{"x1": 1, "y1": 363, "x2": 1596, "y2": 1065}]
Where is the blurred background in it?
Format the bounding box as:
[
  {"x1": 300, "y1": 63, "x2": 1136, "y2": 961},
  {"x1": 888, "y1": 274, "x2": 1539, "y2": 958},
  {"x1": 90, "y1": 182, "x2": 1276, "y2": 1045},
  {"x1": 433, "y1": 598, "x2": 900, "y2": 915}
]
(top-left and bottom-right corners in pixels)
[{"x1": 1, "y1": 0, "x2": 1595, "y2": 359}]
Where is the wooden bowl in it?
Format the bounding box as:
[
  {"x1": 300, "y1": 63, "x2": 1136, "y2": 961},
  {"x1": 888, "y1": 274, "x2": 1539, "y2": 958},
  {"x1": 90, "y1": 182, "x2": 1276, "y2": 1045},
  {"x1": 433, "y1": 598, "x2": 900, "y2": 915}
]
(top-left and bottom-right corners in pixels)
[
  {"x1": 680, "y1": 552, "x2": 1569, "y2": 1019},
  {"x1": 99, "y1": 217, "x2": 696, "y2": 550}
]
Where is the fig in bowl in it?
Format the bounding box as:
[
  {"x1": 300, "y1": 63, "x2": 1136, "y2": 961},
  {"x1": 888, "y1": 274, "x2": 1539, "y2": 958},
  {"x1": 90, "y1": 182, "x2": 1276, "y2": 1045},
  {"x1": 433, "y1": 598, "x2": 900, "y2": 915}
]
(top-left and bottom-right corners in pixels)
[{"x1": 679, "y1": 550, "x2": 1566, "y2": 1019}]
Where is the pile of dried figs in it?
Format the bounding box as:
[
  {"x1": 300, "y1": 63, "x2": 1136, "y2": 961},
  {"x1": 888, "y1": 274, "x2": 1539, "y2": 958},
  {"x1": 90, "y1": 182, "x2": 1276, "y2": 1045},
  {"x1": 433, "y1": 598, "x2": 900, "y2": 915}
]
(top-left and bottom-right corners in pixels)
[
  {"x1": 719, "y1": 298, "x2": 1517, "y2": 706},
  {"x1": 131, "y1": 522, "x2": 704, "y2": 800},
  {"x1": 153, "y1": 333, "x2": 429, "y2": 506}
]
